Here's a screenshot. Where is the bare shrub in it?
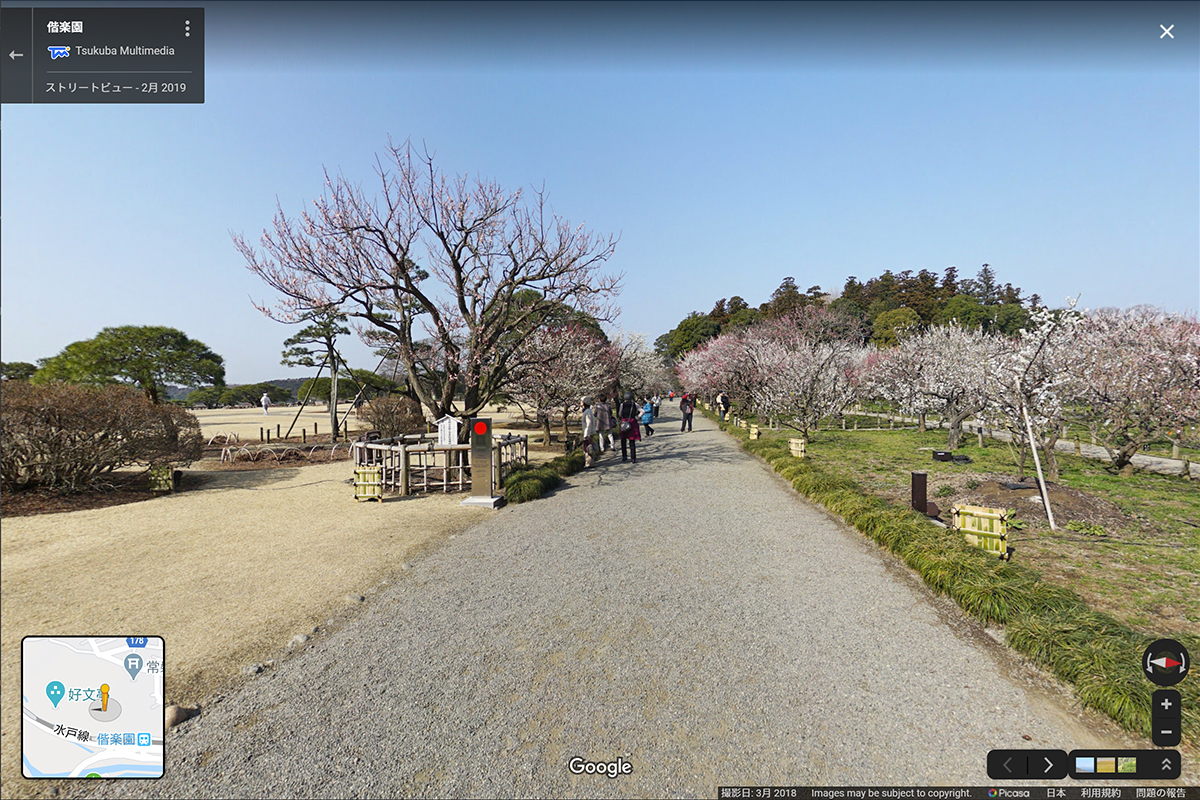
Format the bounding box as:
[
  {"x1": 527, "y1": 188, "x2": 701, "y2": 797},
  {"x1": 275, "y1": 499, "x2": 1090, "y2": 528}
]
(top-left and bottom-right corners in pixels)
[
  {"x1": 360, "y1": 396, "x2": 425, "y2": 439},
  {"x1": 1, "y1": 381, "x2": 202, "y2": 493}
]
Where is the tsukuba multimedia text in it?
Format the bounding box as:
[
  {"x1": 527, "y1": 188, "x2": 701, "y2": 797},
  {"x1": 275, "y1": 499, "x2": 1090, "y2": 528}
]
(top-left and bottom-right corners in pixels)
[{"x1": 73, "y1": 45, "x2": 177, "y2": 56}]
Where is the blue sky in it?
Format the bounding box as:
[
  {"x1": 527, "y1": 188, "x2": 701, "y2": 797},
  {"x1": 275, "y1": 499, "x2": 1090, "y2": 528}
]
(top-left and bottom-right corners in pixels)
[{"x1": 3, "y1": 1, "x2": 1197, "y2": 384}]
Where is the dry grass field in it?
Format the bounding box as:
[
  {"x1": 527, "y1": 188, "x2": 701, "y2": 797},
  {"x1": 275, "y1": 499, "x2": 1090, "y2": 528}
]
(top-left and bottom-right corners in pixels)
[{"x1": 1, "y1": 404, "x2": 552, "y2": 800}]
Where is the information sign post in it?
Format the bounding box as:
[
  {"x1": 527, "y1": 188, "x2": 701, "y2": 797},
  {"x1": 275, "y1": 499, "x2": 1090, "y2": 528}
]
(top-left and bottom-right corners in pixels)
[{"x1": 461, "y1": 418, "x2": 505, "y2": 508}]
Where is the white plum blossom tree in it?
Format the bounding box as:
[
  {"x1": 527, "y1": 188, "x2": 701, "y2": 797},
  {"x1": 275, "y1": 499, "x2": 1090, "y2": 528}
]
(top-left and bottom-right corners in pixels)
[
  {"x1": 508, "y1": 323, "x2": 616, "y2": 442},
  {"x1": 612, "y1": 331, "x2": 670, "y2": 398},
  {"x1": 986, "y1": 301, "x2": 1082, "y2": 482},
  {"x1": 869, "y1": 324, "x2": 1001, "y2": 450},
  {"x1": 1067, "y1": 307, "x2": 1200, "y2": 475},
  {"x1": 233, "y1": 139, "x2": 621, "y2": 434}
]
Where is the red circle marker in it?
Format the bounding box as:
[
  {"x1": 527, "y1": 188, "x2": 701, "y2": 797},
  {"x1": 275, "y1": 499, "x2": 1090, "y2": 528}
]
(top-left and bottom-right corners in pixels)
[{"x1": 474, "y1": 421, "x2": 488, "y2": 435}]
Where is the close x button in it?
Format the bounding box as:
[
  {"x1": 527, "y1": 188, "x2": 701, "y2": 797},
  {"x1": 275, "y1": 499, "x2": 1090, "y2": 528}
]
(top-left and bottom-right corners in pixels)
[{"x1": 987, "y1": 749, "x2": 1068, "y2": 780}]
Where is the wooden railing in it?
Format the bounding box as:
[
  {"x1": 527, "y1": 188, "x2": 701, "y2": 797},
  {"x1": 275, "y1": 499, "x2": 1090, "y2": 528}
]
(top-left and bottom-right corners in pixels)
[{"x1": 351, "y1": 434, "x2": 529, "y2": 496}]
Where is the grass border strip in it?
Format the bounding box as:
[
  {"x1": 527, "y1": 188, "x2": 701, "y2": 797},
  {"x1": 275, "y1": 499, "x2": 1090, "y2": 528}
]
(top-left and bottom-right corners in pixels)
[
  {"x1": 502, "y1": 449, "x2": 585, "y2": 503},
  {"x1": 702, "y1": 407, "x2": 1199, "y2": 743}
]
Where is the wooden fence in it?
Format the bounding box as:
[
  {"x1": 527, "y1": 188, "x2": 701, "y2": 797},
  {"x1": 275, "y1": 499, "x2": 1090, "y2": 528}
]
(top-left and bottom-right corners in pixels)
[{"x1": 351, "y1": 434, "x2": 529, "y2": 496}]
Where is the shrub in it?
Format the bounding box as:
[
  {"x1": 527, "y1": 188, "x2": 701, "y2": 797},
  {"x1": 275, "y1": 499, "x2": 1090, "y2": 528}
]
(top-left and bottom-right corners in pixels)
[
  {"x1": 360, "y1": 395, "x2": 425, "y2": 438},
  {"x1": 1, "y1": 381, "x2": 202, "y2": 493},
  {"x1": 503, "y1": 451, "x2": 585, "y2": 503},
  {"x1": 1065, "y1": 520, "x2": 1106, "y2": 536}
]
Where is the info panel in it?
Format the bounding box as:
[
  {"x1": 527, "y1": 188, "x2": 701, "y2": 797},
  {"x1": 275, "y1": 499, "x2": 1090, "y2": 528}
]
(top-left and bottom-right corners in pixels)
[{"x1": 1, "y1": 7, "x2": 204, "y2": 104}]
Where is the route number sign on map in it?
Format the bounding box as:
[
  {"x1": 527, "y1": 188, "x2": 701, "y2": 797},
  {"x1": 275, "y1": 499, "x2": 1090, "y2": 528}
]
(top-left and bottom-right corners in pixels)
[{"x1": 22, "y1": 636, "x2": 164, "y2": 779}]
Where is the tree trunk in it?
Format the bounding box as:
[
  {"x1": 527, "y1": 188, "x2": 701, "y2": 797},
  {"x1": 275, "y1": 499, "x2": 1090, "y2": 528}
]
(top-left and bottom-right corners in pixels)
[
  {"x1": 540, "y1": 413, "x2": 552, "y2": 445},
  {"x1": 947, "y1": 409, "x2": 974, "y2": 450},
  {"x1": 329, "y1": 351, "x2": 339, "y2": 442},
  {"x1": 1112, "y1": 441, "x2": 1140, "y2": 475},
  {"x1": 1042, "y1": 426, "x2": 1061, "y2": 482},
  {"x1": 1042, "y1": 444, "x2": 1059, "y2": 482},
  {"x1": 918, "y1": 412, "x2": 926, "y2": 433}
]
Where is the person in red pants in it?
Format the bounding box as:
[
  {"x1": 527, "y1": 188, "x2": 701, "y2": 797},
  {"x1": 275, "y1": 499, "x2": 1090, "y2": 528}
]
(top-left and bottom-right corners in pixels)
[{"x1": 617, "y1": 391, "x2": 642, "y2": 462}]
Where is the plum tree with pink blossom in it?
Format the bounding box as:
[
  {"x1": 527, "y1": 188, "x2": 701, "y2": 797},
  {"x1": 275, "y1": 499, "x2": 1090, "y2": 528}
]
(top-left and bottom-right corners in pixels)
[{"x1": 680, "y1": 307, "x2": 866, "y2": 444}]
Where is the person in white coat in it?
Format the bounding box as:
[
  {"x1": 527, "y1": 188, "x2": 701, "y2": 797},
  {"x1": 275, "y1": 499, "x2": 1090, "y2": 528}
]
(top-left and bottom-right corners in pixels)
[
  {"x1": 581, "y1": 396, "x2": 598, "y2": 467},
  {"x1": 261, "y1": 392, "x2": 271, "y2": 415}
]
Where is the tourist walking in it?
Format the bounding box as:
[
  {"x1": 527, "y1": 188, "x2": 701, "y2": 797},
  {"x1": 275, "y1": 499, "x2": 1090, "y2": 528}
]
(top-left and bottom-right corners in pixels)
[
  {"x1": 581, "y1": 396, "x2": 598, "y2": 468},
  {"x1": 617, "y1": 391, "x2": 641, "y2": 463},
  {"x1": 652, "y1": 394, "x2": 661, "y2": 419},
  {"x1": 680, "y1": 393, "x2": 694, "y2": 432},
  {"x1": 641, "y1": 397, "x2": 655, "y2": 437},
  {"x1": 261, "y1": 392, "x2": 271, "y2": 415},
  {"x1": 718, "y1": 391, "x2": 731, "y2": 421},
  {"x1": 596, "y1": 395, "x2": 615, "y2": 452}
]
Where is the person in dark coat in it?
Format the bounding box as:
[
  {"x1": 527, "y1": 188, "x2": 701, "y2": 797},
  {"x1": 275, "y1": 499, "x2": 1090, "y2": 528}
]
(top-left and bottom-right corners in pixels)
[
  {"x1": 680, "y1": 393, "x2": 694, "y2": 432},
  {"x1": 617, "y1": 391, "x2": 642, "y2": 463}
]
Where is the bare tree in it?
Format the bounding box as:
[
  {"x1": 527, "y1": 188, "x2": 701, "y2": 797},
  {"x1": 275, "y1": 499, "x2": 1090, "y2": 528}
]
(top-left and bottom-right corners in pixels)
[{"x1": 233, "y1": 139, "x2": 621, "y2": 434}]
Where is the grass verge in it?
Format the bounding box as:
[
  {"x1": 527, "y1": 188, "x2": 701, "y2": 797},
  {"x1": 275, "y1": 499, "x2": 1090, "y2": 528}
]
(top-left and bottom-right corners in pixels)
[
  {"x1": 704, "y1": 409, "x2": 1199, "y2": 744},
  {"x1": 503, "y1": 450, "x2": 586, "y2": 504}
]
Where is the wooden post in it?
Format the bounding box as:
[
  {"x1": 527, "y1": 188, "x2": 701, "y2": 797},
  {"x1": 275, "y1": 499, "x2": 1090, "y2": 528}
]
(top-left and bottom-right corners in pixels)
[
  {"x1": 302, "y1": 429, "x2": 307, "y2": 443},
  {"x1": 400, "y1": 447, "x2": 409, "y2": 496},
  {"x1": 266, "y1": 430, "x2": 271, "y2": 442},
  {"x1": 260, "y1": 427, "x2": 264, "y2": 442},
  {"x1": 1022, "y1": 403, "x2": 1056, "y2": 530},
  {"x1": 315, "y1": 422, "x2": 319, "y2": 437},
  {"x1": 911, "y1": 471, "x2": 927, "y2": 514},
  {"x1": 276, "y1": 424, "x2": 281, "y2": 439}
]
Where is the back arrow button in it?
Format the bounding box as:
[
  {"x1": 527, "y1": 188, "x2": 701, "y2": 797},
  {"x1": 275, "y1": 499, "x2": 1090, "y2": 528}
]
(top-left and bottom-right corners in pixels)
[{"x1": 9, "y1": 51, "x2": 25, "y2": 60}]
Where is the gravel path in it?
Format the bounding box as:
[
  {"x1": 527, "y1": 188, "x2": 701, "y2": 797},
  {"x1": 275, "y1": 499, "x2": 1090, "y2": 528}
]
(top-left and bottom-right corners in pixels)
[{"x1": 83, "y1": 406, "x2": 1147, "y2": 798}]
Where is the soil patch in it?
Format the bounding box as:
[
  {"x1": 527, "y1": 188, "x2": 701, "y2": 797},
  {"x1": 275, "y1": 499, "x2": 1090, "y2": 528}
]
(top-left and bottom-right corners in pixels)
[
  {"x1": 1, "y1": 471, "x2": 212, "y2": 518},
  {"x1": 883, "y1": 471, "x2": 1133, "y2": 532}
]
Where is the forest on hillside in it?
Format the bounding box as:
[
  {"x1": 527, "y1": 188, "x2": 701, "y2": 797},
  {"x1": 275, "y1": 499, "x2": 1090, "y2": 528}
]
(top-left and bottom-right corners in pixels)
[{"x1": 655, "y1": 264, "x2": 1038, "y2": 360}]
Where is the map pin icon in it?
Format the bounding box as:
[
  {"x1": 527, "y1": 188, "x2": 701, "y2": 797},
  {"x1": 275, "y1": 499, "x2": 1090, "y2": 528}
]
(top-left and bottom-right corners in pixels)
[
  {"x1": 124, "y1": 654, "x2": 143, "y2": 681},
  {"x1": 46, "y1": 681, "x2": 65, "y2": 708}
]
